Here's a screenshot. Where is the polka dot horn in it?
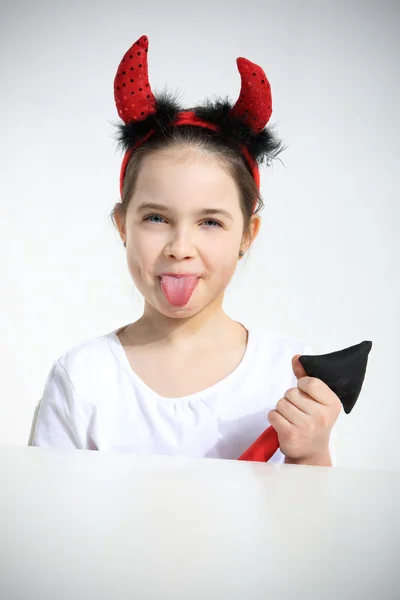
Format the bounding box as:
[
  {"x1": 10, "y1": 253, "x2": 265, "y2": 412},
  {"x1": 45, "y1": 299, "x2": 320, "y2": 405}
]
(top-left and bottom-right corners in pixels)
[
  {"x1": 228, "y1": 57, "x2": 272, "y2": 132},
  {"x1": 114, "y1": 35, "x2": 157, "y2": 124}
]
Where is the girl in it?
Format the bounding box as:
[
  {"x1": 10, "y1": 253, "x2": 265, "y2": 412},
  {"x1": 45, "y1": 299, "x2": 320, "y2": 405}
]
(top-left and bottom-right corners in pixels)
[{"x1": 30, "y1": 36, "x2": 341, "y2": 466}]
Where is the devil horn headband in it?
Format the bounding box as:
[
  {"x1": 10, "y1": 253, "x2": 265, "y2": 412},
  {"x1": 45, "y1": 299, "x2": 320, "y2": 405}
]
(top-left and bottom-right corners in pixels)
[
  {"x1": 114, "y1": 35, "x2": 282, "y2": 202},
  {"x1": 114, "y1": 35, "x2": 157, "y2": 124}
]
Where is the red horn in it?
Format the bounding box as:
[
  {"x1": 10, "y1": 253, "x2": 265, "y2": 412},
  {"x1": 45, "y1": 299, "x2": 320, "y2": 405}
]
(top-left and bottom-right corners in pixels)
[
  {"x1": 228, "y1": 57, "x2": 272, "y2": 132},
  {"x1": 114, "y1": 35, "x2": 157, "y2": 124}
]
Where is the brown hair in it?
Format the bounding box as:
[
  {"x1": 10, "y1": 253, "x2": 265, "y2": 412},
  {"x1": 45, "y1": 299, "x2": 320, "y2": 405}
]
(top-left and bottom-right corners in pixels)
[{"x1": 111, "y1": 126, "x2": 264, "y2": 240}]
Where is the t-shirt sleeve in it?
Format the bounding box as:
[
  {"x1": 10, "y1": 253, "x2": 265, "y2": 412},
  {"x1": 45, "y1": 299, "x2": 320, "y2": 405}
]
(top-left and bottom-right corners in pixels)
[{"x1": 30, "y1": 360, "x2": 91, "y2": 449}]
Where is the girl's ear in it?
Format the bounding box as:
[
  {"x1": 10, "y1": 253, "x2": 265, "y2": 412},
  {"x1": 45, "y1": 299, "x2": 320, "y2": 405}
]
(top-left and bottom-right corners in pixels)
[
  {"x1": 113, "y1": 203, "x2": 126, "y2": 244},
  {"x1": 242, "y1": 214, "x2": 262, "y2": 253}
]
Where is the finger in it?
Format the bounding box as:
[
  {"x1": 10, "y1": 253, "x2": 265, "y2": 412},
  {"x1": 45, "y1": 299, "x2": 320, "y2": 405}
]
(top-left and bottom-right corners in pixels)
[
  {"x1": 268, "y1": 408, "x2": 294, "y2": 433},
  {"x1": 283, "y1": 387, "x2": 320, "y2": 415},
  {"x1": 296, "y1": 376, "x2": 336, "y2": 406},
  {"x1": 292, "y1": 354, "x2": 307, "y2": 380},
  {"x1": 275, "y1": 396, "x2": 310, "y2": 426}
]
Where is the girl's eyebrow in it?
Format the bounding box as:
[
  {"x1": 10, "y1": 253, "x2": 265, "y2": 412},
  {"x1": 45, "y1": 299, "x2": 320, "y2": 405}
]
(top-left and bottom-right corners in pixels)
[{"x1": 136, "y1": 202, "x2": 233, "y2": 221}]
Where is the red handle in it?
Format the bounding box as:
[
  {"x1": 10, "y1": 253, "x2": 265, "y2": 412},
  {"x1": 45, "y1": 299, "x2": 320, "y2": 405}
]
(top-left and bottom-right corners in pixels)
[{"x1": 238, "y1": 425, "x2": 279, "y2": 462}]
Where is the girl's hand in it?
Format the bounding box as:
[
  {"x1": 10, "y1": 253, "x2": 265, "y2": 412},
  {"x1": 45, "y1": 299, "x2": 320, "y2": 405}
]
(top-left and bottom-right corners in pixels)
[{"x1": 267, "y1": 355, "x2": 342, "y2": 464}]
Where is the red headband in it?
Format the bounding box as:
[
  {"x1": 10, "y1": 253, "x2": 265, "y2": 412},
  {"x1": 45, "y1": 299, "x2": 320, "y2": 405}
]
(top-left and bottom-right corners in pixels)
[{"x1": 114, "y1": 35, "x2": 273, "y2": 209}]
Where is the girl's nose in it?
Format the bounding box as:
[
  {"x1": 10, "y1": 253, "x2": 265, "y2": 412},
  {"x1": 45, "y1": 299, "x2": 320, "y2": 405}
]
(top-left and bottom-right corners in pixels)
[{"x1": 164, "y1": 229, "x2": 196, "y2": 260}]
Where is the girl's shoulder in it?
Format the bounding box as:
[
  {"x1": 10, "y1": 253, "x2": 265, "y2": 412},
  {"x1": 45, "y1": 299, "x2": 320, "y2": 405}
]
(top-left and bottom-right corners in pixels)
[
  {"x1": 248, "y1": 325, "x2": 312, "y2": 355},
  {"x1": 51, "y1": 327, "x2": 122, "y2": 375}
]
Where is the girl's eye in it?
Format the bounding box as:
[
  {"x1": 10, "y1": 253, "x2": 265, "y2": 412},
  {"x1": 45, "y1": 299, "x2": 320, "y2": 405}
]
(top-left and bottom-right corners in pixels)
[
  {"x1": 203, "y1": 219, "x2": 222, "y2": 228},
  {"x1": 144, "y1": 214, "x2": 166, "y2": 224},
  {"x1": 143, "y1": 215, "x2": 222, "y2": 228}
]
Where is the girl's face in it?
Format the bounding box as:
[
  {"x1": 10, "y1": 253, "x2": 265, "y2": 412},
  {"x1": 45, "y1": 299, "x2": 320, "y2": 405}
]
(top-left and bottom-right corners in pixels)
[{"x1": 118, "y1": 146, "x2": 260, "y2": 318}]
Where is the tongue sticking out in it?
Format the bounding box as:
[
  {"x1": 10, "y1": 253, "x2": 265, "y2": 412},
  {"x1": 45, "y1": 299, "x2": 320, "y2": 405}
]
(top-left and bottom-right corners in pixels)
[{"x1": 160, "y1": 276, "x2": 199, "y2": 307}]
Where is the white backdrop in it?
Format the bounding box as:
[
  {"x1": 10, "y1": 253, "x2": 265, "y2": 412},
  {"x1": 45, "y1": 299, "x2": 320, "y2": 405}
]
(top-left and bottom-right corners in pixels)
[{"x1": 1, "y1": 0, "x2": 398, "y2": 471}]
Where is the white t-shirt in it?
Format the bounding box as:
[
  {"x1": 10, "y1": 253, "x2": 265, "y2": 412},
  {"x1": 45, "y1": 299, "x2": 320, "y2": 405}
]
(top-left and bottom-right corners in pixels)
[{"x1": 31, "y1": 326, "x2": 318, "y2": 464}]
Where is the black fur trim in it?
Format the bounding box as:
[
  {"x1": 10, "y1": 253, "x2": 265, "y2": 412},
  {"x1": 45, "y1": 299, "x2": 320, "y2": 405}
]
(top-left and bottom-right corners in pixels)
[
  {"x1": 115, "y1": 91, "x2": 181, "y2": 152},
  {"x1": 193, "y1": 99, "x2": 285, "y2": 164},
  {"x1": 115, "y1": 94, "x2": 285, "y2": 164}
]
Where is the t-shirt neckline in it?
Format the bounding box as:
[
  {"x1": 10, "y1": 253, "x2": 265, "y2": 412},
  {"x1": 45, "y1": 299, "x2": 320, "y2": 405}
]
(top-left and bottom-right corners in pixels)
[{"x1": 106, "y1": 323, "x2": 257, "y2": 403}]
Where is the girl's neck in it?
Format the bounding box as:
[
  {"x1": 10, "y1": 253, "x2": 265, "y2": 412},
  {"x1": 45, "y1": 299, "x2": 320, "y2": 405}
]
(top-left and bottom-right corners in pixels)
[{"x1": 124, "y1": 302, "x2": 244, "y2": 350}]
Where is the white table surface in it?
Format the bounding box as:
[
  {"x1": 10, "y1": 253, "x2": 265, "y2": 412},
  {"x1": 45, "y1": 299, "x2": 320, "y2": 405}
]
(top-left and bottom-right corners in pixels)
[{"x1": 1, "y1": 446, "x2": 399, "y2": 600}]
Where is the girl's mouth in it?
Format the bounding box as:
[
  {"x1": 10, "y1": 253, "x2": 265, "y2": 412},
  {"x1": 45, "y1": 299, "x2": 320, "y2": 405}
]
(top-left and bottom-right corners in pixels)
[{"x1": 159, "y1": 275, "x2": 200, "y2": 307}]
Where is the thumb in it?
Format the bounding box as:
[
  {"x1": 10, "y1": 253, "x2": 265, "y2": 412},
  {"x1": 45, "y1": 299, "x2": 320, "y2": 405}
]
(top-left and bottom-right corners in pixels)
[{"x1": 292, "y1": 354, "x2": 308, "y2": 380}]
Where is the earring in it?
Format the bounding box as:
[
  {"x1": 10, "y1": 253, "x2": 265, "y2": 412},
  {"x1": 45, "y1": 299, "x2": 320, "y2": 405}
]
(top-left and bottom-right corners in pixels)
[{"x1": 123, "y1": 241, "x2": 126, "y2": 248}]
